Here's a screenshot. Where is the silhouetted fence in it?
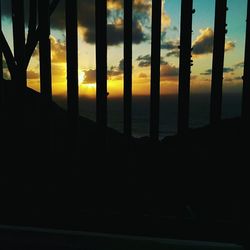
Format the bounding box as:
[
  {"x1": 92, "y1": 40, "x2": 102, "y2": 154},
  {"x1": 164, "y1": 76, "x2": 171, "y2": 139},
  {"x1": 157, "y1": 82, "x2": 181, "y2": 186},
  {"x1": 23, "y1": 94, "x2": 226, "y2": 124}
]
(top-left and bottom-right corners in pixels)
[{"x1": 0, "y1": 0, "x2": 250, "y2": 141}]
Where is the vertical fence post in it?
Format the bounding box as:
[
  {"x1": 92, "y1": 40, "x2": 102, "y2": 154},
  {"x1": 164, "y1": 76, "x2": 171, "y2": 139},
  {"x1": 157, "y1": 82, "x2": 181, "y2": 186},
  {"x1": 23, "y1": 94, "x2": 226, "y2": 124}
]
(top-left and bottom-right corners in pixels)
[
  {"x1": 66, "y1": 0, "x2": 79, "y2": 150},
  {"x1": 150, "y1": 0, "x2": 162, "y2": 140},
  {"x1": 0, "y1": 0, "x2": 3, "y2": 89},
  {"x1": 210, "y1": 0, "x2": 228, "y2": 125},
  {"x1": 124, "y1": 0, "x2": 133, "y2": 138},
  {"x1": 96, "y1": 0, "x2": 107, "y2": 141},
  {"x1": 38, "y1": 0, "x2": 52, "y2": 101},
  {"x1": 178, "y1": 0, "x2": 194, "y2": 134},
  {"x1": 242, "y1": 0, "x2": 250, "y2": 122},
  {"x1": 11, "y1": 0, "x2": 26, "y2": 90},
  {"x1": 38, "y1": 0, "x2": 52, "y2": 153}
]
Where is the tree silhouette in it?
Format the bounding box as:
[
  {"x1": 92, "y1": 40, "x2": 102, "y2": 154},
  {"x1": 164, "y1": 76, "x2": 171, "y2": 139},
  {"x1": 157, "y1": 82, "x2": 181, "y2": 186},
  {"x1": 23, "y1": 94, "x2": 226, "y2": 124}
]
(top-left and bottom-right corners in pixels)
[{"x1": 0, "y1": 0, "x2": 60, "y2": 82}]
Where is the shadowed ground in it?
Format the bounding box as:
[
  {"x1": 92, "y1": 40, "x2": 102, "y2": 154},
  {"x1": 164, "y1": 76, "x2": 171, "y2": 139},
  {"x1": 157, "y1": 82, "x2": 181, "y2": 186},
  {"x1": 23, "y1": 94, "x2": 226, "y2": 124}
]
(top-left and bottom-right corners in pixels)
[{"x1": 0, "y1": 80, "x2": 249, "y2": 246}]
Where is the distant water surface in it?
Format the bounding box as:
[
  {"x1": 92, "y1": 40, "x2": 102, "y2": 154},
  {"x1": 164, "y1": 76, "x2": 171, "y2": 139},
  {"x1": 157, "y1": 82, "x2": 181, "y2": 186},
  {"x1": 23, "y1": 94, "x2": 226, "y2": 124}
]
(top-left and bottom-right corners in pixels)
[{"x1": 53, "y1": 93, "x2": 242, "y2": 139}]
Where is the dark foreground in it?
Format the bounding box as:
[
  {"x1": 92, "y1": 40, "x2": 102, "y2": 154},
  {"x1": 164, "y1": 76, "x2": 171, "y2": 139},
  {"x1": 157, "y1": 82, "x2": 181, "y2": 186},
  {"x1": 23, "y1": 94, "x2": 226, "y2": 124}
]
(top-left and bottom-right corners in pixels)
[
  {"x1": 0, "y1": 225, "x2": 243, "y2": 250},
  {"x1": 0, "y1": 81, "x2": 249, "y2": 248}
]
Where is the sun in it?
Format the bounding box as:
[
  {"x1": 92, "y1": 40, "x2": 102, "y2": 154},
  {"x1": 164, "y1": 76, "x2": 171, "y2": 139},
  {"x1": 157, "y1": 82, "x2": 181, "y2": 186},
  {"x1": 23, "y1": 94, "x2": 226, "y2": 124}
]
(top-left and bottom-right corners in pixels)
[{"x1": 78, "y1": 71, "x2": 86, "y2": 84}]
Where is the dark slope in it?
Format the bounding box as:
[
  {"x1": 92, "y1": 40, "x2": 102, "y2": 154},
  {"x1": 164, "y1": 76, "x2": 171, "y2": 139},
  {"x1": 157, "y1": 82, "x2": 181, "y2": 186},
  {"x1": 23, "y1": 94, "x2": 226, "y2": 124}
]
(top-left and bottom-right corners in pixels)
[{"x1": 0, "y1": 80, "x2": 249, "y2": 244}]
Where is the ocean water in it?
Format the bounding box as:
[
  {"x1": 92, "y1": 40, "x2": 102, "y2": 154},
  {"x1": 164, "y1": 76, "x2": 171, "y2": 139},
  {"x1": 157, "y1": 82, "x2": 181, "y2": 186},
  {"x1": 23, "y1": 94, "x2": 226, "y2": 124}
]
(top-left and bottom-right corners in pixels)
[{"x1": 54, "y1": 93, "x2": 242, "y2": 139}]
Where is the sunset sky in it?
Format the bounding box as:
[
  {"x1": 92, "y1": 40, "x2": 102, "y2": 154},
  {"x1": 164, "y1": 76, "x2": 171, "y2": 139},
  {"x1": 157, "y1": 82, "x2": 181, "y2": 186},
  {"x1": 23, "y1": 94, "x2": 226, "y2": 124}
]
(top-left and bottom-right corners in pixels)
[{"x1": 1, "y1": 0, "x2": 248, "y2": 99}]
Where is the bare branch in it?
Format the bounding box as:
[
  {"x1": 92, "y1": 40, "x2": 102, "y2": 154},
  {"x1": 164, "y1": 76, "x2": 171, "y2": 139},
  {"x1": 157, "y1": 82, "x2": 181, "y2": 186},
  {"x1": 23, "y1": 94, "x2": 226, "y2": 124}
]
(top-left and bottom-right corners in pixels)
[
  {"x1": 24, "y1": 0, "x2": 60, "y2": 69},
  {"x1": 0, "y1": 31, "x2": 17, "y2": 78}
]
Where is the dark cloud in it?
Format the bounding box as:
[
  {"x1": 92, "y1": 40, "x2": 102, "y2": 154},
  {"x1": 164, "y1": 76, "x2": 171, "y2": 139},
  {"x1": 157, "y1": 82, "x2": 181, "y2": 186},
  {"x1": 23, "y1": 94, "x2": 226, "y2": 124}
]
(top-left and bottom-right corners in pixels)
[
  {"x1": 27, "y1": 70, "x2": 39, "y2": 79},
  {"x1": 136, "y1": 54, "x2": 168, "y2": 67},
  {"x1": 51, "y1": 0, "x2": 147, "y2": 45},
  {"x1": 136, "y1": 54, "x2": 151, "y2": 67},
  {"x1": 192, "y1": 28, "x2": 214, "y2": 56},
  {"x1": 223, "y1": 67, "x2": 234, "y2": 73},
  {"x1": 2, "y1": 0, "x2": 149, "y2": 46},
  {"x1": 82, "y1": 58, "x2": 124, "y2": 83},
  {"x1": 85, "y1": 19, "x2": 146, "y2": 46},
  {"x1": 138, "y1": 72, "x2": 148, "y2": 78},
  {"x1": 192, "y1": 28, "x2": 235, "y2": 56},
  {"x1": 200, "y1": 69, "x2": 212, "y2": 76},
  {"x1": 108, "y1": 59, "x2": 124, "y2": 79},
  {"x1": 83, "y1": 69, "x2": 96, "y2": 84},
  {"x1": 233, "y1": 62, "x2": 244, "y2": 69},
  {"x1": 161, "y1": 40, "x2": 180, "y2": 58},
  {"x1": 166, "y1": 50, "x2": 180, "y2": 57},
  {"x1": 118, "y1": 59, "x2": 124, "y2": 71},
  {"x1": 201, "y1": 67, "x2": 235, "y2": 76},
  {"x1": 160, "y1": 64, "x2": 179, "y2": 78},
  {"x1": 172, "y1": 26, "x2": 178, "y2": 32},
  {"x1": 161, "y1": 40, "x2": 179, "y2": 50}
]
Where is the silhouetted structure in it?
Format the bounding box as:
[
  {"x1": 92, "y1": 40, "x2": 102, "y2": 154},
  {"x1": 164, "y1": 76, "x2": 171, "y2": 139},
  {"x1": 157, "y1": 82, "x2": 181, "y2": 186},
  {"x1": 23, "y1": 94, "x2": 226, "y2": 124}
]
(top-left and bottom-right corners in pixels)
[
  {"x1": 66, "y1": 0, "x2": 79, "y2": 148},
  {"x1": 25, "y1": 0, "x2": 59, "y2": 71},
  {"x1": 150, "y1": 0, "x2": 162, "y2": 140},
  {"x1": 178, "y1": 0, "x2": 194, "y2": 134},
  {"x1": 210, "y1": 0, "x2": 228, "y2": 124},
  {"x1": 124, "y1": 0, "x2": 133, "y2": 138},
  {"x1": 242, "y1": 0, "x2": 250, "y2": 121}
]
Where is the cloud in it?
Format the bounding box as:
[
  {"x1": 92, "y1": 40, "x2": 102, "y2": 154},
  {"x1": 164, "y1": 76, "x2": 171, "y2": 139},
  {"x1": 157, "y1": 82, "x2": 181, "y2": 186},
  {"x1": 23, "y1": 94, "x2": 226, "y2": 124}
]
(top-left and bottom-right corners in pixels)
[
  {"x1": 83, "y1": 69, "x2": 96, "y2": 84},
  {"x1": 192, "y1": 28, "x2": 214, "y2": 56},
  {"x1": 107, "y1": 0, "x2": 123, "y2": 10},
  {"x1": 138, "y1": 72, "x2": 148, "y2": 78},
  {"x1": 27, "y1": 70, "x2": 39, "y2": 80},
  {"x1": 166, "y1": 50, "x2": 180, "y2": 57},
  {"x1": 136, "y1": 54, "x2": 168, "y2": 67},
  {"x1": 162, "y1": 11, "x2": 171, "y2": 32},
  {"x1": 118, "y1": 59, "x2": 124, "y2": 71},
  {"x1": 160, "y1": 63, "x2": 179, "y2": 81},
  {"x1": 223, "y1": 67, "x2": 234, "y2": 73},
  {"x1": 29, "y1": 36, "x2": 66, "y2": 63},
  {"x1": 136, "y1": 54, "x2": 151, "y2": 67},
  {"x1": 234, "y1": 62, "x2": 244, "y2": 69},
  {"x1": 192, "y1": 28, "x2": 235, "y2": 56},
  {"x1": 161, "y1": 40, "x2": 179, "y2": 50},
  {"x1": 108, "y1": 59, "x2": 124, "y2": 80},
  {"x1": 200, "y1": 69, "x2": 212, "y2": 76},
  {"x1": 161, "y1": 40, "x2": 180, "y2": 57},
  {"x1": 50, "y1": 37, "x2": 66, "y2": 63},
  {"x1": 172, "y1": 26, "x2": 178, "y2": 32},
  {"x1": 82, "y1": 59, "x2": 124, "y2": 84},
  {"x1": 225, "y1": 41, "x2": 235, "y2": 52},
  {"x1": 201, "y1": 67, "x2": 235, "y2": 76},
  {"x1": 50, "y1": 0, "x2": 148, "y2": 46}
]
